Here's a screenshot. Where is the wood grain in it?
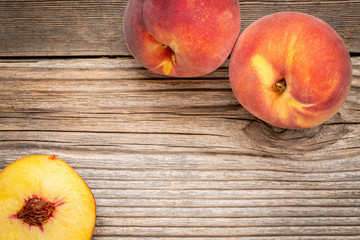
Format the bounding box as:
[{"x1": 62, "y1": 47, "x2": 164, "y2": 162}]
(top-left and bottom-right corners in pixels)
[
  {"x1": 0, "y1": 57, "x2": 359, "y2": 239},
  {"x1": 0, "y1": 0, "x2": 359, "y2": 56}
]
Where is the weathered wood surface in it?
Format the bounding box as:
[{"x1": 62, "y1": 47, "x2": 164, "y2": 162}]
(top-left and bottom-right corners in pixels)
[
  {"x1": 0, "y1": 57, "x2": 359, "y2": 239},
  {"x1": 0, "y1": 0, "x2": 359, "y2": 56},
  {"x1": 1, "y1": 0, "x2": 360, "y2": 238}
]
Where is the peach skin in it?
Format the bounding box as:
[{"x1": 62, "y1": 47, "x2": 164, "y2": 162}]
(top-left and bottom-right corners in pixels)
[
  {"x1": 229, "y1": 12, "x2": 352, "y2": 129},
  {"x1": 123, "y1": 0, "x2": 241, "y2": 77}
]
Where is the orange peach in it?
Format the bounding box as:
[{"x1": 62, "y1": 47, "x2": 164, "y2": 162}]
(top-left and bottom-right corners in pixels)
[
  {"x1": 229, "y1": 12, "x2": 352, "y2": 129},
  {"x1": 123, "y1": 0, "x2": 241, "y2": 77},
  {"x1": 0, "y1": 155, "x2": 96, "y2": 240}
]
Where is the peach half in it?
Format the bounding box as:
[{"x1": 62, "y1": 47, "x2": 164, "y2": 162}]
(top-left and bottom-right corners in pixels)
[
  {"x1": 123, "y1": 0, "x2": 241, "y2": 77},
  {"x1": 0, "y1": 155, "x2": 96, "y2": 240},
  {"x1": 229, "y1": 12, "x2": 352, "y2": 129}
]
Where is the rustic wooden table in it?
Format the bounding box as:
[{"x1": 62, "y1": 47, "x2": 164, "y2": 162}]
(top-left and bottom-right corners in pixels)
[{"x1": 1, "y1": 1, "x2": 359, "y2": 239}]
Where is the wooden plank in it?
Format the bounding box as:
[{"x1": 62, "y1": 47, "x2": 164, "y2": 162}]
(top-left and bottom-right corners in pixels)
[
  {"x1": 92, "y1": 238, "x2": 360, "y2": 240},
  {"x1": 95, "y1": 216, "x2": 360, "y2": 226},
  {"x1": 92, "y1": 226, "x2": 360, "y2": 237},
  {"x1": 91, "y1": 238, "x2": 360, "y2": 240},
  {"x1": 0, "y1": 0, "x2": 359, "y2": 56},
  {"x1": 0, "y1": 57, "x2": 359, "y2": 239}
]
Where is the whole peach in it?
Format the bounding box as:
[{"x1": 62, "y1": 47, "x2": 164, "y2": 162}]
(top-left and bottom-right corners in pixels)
[
  {"x1": 229, "y1": 12, "x2": 352, "y2": 129},
  {"x1": 123, "y1": 0, "x2": 241, "y2": 77}
]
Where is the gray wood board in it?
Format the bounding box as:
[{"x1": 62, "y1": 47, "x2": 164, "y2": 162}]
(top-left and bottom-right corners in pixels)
[
  {"x1": 0, "y1": 0, "x2": 359, "y2": 56},
  {"x1": 0, "y1": 57, "x2": 359, "y2": 238}
]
